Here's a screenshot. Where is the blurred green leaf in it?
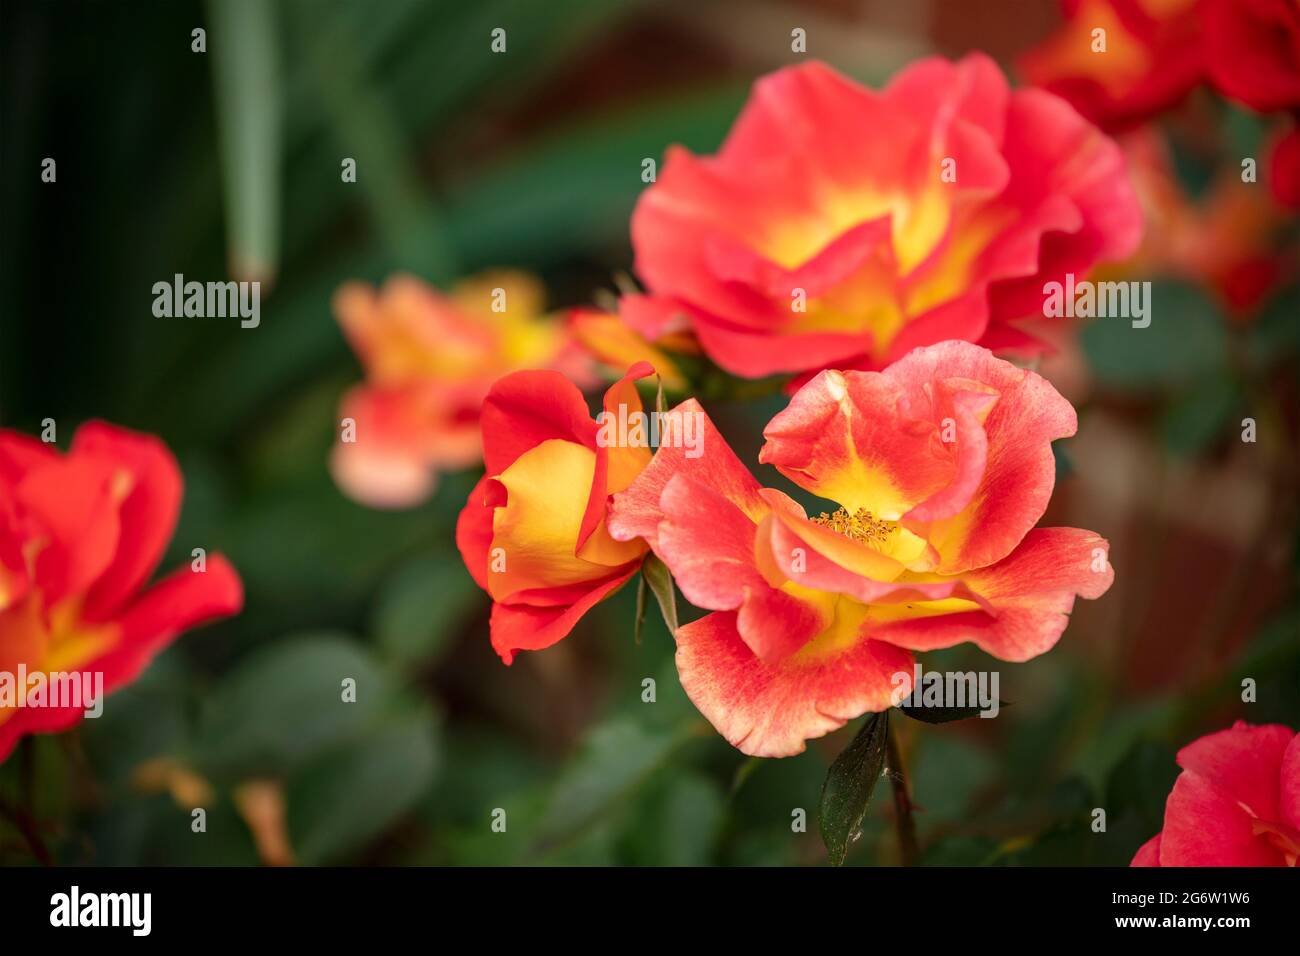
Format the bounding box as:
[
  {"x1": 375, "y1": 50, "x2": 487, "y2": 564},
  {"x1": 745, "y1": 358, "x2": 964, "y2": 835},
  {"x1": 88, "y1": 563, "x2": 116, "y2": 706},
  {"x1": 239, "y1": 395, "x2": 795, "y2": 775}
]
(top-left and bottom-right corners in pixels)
[
  {"x1": 79, "y1": 653, "x2": 192, "y2": 786},
  {"x1": 1160, "y1": 374, "x2": 1241, "y2": 456},
  {"x1": 1071, "y1": 698, "x2": 1179, "y2": 793},
  {"x1": 424, "y1": 727, "x2": 548, "y2": 832},
  {"x1": 280, "y1": 0, "x2": 648, "y2": 265},
  {"x1": 294, "y1": 0, "x2": 454, "y2": 275},
  {"x1": 622, "y1": 772, "x2": 725, "y2": 866},
  {"x1": 191, "y1": 632, "x2": 390, "y2": 778},
  {"x1": 441, "y1": 85, "x2": 746, "y2": 268},
  {"x1": 224, "y1": 472, "x2": 464, "y2": 614},
  {"x1": 1105, "y1": 740, "x2": 1179, "y2": 838},
  {"x1": 530, "y1": 718, "x2": 687, "y2": 855},
  {"x1": 207, "y1": 0, "x2": 282, "y2": 281},
  {"x1": 1246, "y1": 282, "x2": 1300, "y2": 367},
  {"x1": 287, "y1": 703, "x2": 440, "y2": 864},
  {"x1": 142, "y1": 799, "x2": 262, "y2": 867},
  {"x1": 819, "y1": 710, "x2": 888, "y2": 867},
  {"x1": 910, "y1": 734, "x2": 996, "y2": 832},
  {"x1": 373, "y1": 553, "x2": 482, "y2": 667},
  {"x1": 921, "y1": 835, "x2": 999, "y2": 866},
  {"x1": 1079, "y1": 281, "x2": 1228, "y2": 390}
]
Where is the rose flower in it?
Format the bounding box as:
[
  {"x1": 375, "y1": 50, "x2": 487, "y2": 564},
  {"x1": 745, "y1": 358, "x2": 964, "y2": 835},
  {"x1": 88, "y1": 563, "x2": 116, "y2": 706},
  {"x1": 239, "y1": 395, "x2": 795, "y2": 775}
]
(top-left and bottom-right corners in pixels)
[
  {"x1": 331, "y1": 270, "x2": 590, "y2": 509},
  {"x1": 0, "y1": 421, "x2": 243, "y2": 762},
  {"x1": 627, "y1": 54, "x2": 1141, "y2": 378},
  {"x1": 1133, "y1": 720, "x2": 1299, "y2": 867},
  {"x1": 1019, "y1": 0, "x2": 1203, "y2": 132},
  {"x1": 456, "y1": 364, "x2": 655, "y2": 664},
  {"x1": 608, "y1": 341, "x2": 1112, "y2": 757}
]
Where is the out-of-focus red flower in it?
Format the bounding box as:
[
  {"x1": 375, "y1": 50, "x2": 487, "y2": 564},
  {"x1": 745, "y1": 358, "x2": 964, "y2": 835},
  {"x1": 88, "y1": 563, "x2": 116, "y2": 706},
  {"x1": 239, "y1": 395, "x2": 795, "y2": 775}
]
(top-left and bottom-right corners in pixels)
[
  {"x1": 1104, "y1": 128, "x2": 1296, "y2": 317},
  {"x1": 456, "y1": 364, "x2": 654, "y2": 664},
  {"x1": 1019, "y1": 0, "x2": 1203, "y2": 132},
  {"x1": 1268, "y1": 122, "x2": 1300, "y2": 210},
  {"x1": 1203, "y1": 0, "x2": 1300, "y2": 112},
  {"x1": 628, "y1": 55, "x2": 1142, "y2": 380},
  {"x1": 0, "y1": 422, "x2": 243, "y2": 763},
  {"x1": 331, "y1": 271, "x2": 590, "y2": 509},
  {"x1": 609, "y1": 341, "x2": 1112, "y2": 757},
  {"x1": 1132, "y1": 721, "x2": 1299, "y2": 867}
]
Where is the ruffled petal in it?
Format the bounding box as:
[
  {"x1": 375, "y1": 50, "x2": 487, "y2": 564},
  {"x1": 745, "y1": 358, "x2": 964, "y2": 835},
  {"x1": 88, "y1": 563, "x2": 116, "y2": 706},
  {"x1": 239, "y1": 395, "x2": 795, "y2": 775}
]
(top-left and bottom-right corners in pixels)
[
  {"x1": 674, "y1": 610, "x2": 914, "y2": 757},
  {"x1": 609, "y1": 399, "x2": 765, "y2": 549},
  {"x1": 868, "y1": 528, "x2": 1113, "y2": 662}
]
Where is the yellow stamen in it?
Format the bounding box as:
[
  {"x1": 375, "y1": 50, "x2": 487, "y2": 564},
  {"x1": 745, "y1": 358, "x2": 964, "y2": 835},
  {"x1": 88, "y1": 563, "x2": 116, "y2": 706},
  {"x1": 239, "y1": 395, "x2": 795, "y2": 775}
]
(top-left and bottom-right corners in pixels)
[{"x1": 812, "y1": 507, "x2": 896, "y2": 545}]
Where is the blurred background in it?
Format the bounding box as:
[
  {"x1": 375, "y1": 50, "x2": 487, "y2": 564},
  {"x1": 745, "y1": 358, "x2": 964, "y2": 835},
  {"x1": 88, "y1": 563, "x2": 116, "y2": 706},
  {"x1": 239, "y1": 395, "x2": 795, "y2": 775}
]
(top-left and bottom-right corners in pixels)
[{"x1": 1, "y1": 0, "x2": 1296, "y2": 866}]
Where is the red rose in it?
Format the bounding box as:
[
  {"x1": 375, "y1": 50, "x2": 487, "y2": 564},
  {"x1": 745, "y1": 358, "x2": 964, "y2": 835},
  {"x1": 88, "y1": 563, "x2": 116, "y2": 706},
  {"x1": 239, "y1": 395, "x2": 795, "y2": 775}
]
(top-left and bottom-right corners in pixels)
[
  {"x1": 1204, "y1": 0, "x2": 1300, "y2": 112},
  {"x1": 1019, "y1": 0, "x2": 1203, "y2": 131},
  {"x1": 1133, "y1": 721, "x2": 1299, "y2": 866},
  {"x1": 0, "y1": 422, "x2": 243, "y2": 762}
]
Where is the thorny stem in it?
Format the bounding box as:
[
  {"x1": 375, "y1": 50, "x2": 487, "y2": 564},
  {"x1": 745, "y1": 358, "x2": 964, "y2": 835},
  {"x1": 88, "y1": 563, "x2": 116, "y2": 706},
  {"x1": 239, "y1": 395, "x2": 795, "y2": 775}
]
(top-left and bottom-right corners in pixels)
[{"x1": 886, "y1": 723, "x2": 919, "y2": 867}]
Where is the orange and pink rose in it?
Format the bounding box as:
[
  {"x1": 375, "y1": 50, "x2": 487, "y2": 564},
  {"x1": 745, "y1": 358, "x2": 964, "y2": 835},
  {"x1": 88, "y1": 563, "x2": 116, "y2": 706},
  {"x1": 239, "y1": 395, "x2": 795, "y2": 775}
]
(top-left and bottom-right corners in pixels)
[
  {"x1": 331, "y1": 271, "x2": 590, "y2": 509},
  {"x1": 626, "y1": 54, "x2": 1141, "y2": 379},
  {"x1": 609, "y1": 341, "x2": 1112, "y2": 756},
  {"x1": 455, "y1": 364, "x2": 655, "y2": 664}
]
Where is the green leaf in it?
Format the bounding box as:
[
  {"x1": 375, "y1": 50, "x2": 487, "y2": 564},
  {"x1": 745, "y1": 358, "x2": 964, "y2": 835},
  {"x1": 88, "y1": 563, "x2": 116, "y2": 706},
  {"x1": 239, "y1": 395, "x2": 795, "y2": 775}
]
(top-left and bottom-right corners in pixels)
[
  {"x1": 624, "y1": 772, "x2": 725, "y2": 866},
  {"x1": 79, "y1": 655, "x2": 191, "y2": 786},
  {"x1": 1079, "y1": 281, "x2": 1228, "y2": 391},
  {"x1": 1246, "y1": 282, "x2": 1300, "y2": 367},
  {"x1": 373, "y1": 554, "x2": 481, "y2": 667},
  {"x1": 440, "y1": 85, "x2": 746, "y2": 268},
  {"x1": 633, "y1": 571, "x2": 647, "y2": 646},
  {"x1": 207, "y1": 0, "x2": 283, "y2": 282},
  {"x1": 294, "y1": 0, "x2": 455, "y2": 275},
  {"x1": 641, "y1": 554, "x2": 678, "y2": 635},
  {"x1": 819, "y1": 711, "x2": 890, "y2": 867},
  {"x1": 530, "y1": 719, "x2": 685, "y2": 855},
  {"x1": 1160, "y1": 374, "x2": 1241, "y2": 457},
  {"x1": 287, "y1": 704, "x2": 440, "y2": 864},
  {"x1": 1105, "y1": 740, "x2": 1180, "y2": 837},
  {"x1": 898, "y1": 701, "x2": 1009, "y2": 724},
  {"x1": 191, "y1": 632, "x2": 389, "y2": 779},
  {"x1": 910, "y1": 734, "x2": 996, "y2": 831}
]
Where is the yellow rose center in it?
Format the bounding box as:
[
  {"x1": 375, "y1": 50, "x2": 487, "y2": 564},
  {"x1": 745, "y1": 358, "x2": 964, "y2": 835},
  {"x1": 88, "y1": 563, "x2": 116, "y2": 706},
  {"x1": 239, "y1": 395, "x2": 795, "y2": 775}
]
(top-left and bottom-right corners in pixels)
[{"x1": 812, "y1": 506, "x2": 897, "y2": 546}]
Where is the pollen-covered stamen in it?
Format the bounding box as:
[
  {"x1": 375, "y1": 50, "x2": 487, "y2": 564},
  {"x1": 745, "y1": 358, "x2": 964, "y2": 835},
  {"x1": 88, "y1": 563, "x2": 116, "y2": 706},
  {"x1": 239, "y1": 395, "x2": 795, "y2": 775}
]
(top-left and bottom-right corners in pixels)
[{"x1": 812, "y1": 507, "x2": 896, "y2": 545}]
